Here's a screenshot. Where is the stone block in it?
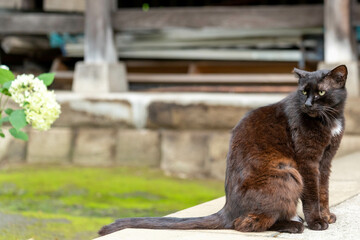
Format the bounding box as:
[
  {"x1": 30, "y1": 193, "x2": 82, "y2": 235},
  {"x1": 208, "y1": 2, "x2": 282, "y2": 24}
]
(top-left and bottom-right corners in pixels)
[
  {"x1": 147, "y1": 102, "x2": 249, "y2": 130},
  {"x1": 206, "y1": 132, "x2": 231, "y2": 180},
  {"x1": 73, "y1": 62, "x2": 128, "y2": 93},
  {"x1": 27, "y1": 128, "x2": 72, "y2": 164},
  {"x1": 54, "y1": 100, "x2": 133, "y2": 128},
  {"x1": 161, "y1": 131, "x2": 209, "y2": 178},
  {"x1": 116, "y1": 129, "x2": 160, "y2": 167},
  {"x1": 0, "y1": 127, "x2": 26, "y2": 164},
  {"x1": 73, "y1": 128, "x2": 115, "y2": 166}
]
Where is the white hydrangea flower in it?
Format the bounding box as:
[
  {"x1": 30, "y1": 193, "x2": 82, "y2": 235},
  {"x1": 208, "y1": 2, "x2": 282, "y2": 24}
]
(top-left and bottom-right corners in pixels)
[
  {"x1": 0, "y1": 65, "x2": 9, "y2": 70},
  {"x1": 9, "y1": 74, "x2": 61, "y2": 131}
]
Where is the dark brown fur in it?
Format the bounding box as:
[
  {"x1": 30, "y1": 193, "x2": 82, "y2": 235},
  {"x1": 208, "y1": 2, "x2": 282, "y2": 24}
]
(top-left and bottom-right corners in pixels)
[{"x1": 98, "y1": 65, "x2": 348, "y2": 236}]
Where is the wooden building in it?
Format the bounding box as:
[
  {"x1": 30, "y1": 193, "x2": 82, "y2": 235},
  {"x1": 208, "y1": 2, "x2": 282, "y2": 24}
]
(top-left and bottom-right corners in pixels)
[{"x1": 0, "y1": 0, "x2": 359, "y2": 95}]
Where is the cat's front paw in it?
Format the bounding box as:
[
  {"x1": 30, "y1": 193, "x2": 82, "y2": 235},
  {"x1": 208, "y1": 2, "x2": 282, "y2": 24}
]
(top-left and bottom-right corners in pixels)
[
  {"x1": 322, "y1": 212, "x2": 337, "y2": 224},
  {"x1": 307, "y1": 218, "x2": 329, "y2": 230}
]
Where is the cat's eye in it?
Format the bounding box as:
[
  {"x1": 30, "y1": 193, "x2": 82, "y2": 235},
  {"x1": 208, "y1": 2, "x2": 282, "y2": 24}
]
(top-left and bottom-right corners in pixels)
[
  {"x1": 319, "y1": 90, "x2": 326, "y2": 96},
  {"x1": 302, "y1": 90, "x2": 307, "y2": 95}
]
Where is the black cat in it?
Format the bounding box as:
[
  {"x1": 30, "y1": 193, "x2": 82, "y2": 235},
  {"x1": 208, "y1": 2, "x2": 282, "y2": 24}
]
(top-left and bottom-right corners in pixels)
[{"x1": 99, "y1": 65, "x2": 347, "y2": 235}]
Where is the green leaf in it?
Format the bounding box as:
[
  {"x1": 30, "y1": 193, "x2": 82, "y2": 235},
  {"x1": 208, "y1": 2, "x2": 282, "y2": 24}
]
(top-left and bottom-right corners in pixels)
[
  {"x1": 2, "y1": 81, "x2": 13, "y2": 96},
  {"x1": 0, "y1": 116, "x2": 9, "y2": 125},
  {"x1": 5, "y1": 108, "x2": 13, "y2": 115},
  {"x1": 0, "y1": 68, "x2": 15, "y2": 84},
  {"x1": 0, "y1": 132, "x2": 4, "y2": 138},
  {"x1": 3, "y1": 81, "x2": 12, "y2": 89},
  {"x1": 38, "y1": 73, "x2": 55, "y2": 86},
  {"x1": 1, "y1": 88, "x2": 11, "y2": 96},
  {"x1": 9, "y1": 128, "x2": 28, "y2": 141},
  {"x1": 9, "y1": 109, "x2": 27, "y2": 131}
]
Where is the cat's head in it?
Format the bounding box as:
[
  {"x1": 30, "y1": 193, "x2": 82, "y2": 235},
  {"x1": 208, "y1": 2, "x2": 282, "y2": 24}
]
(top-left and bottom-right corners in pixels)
[{"x1": 293, "y1": 65, "x2": 347, "y2": 118}]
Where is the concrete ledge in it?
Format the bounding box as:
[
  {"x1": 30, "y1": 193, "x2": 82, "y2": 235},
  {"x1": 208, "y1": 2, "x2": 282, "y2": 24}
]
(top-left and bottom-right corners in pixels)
[
  {"x1": 54, "y1": 91, "x2": 360, "y2": 134},
  {"x1": 1, "y1": 92, "x2": 359, "y2": 180},
  {"x1": 55, "y1": 91, "x2": 286, "y2": 129},
  {"x1": 95, "y1": 229, "x2": 284, "y2": 240},
  {"x1": 94, "y1": 152, "x2": 360, "y2": 240}
]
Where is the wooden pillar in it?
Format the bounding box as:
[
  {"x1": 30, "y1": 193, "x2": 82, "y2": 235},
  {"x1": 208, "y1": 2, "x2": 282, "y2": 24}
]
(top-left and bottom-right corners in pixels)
[
  {"x1": 73, "y1": 0, "x2": 128, "y2": 93},
  {"x1": 324, "y1": 0, "x2": 357, "y2": 63},
  {"x1": 84, "y1": 0, "x2": 117, "y2": 63},
  {"x1": 321, "y1": 0, "x2": 359, "y2": 96}
]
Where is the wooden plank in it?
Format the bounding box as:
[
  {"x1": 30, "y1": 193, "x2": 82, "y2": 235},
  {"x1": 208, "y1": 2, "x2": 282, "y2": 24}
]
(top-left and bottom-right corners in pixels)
[
  {"x1": 51, "y1": 71, "x2": 297, "y2": 85},
  {"x1": 113, "y1": 5, "x2": 324, "y2": 30},
  {"x1": 0, "y1": 12, "x2": 84, "y2": 34},
  {"x1": 137, "y1": 85, "x2": 296, "y2": 93},
  {"x1": 125, "y1": 60, "x2": 303, "y2": 74},
  {"x1": 117, "y1": 49, "x2": 302, "y2": 62},
  {"x1": 117, "y1": 37, "x2": 303, "y2": 50},
  {"x1": 324, "y1": 0, "x2": 357, "y2": 63},
  {"x1": 128, "y1": 73, "x2": 297, "y2": 84},
  {"x1": 44, "y1": 0, "x2": 85, "y2": 12},
  {"x1": 115, "y1": 28, "x2": 322, "y2": 49},
  {"x1": 186, "y1": 61, "x2": 302, "y2": 74},
  {"x1": 1, "y1": 36, "x2": 50, "y2": 54},
  {"x1": 65, "y1": 44, "x2": 303, "y2": 60}
]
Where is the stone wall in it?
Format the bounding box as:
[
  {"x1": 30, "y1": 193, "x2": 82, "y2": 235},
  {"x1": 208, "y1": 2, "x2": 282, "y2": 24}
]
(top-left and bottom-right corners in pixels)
[{"x1": 1, "y1": 92, "x2": 360, "y2": 180}]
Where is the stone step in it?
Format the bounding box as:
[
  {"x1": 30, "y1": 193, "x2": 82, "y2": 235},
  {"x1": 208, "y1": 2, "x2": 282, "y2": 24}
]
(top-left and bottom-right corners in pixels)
[{"x1": 94, "y1": 151, "x2": 360, "y2": 240}]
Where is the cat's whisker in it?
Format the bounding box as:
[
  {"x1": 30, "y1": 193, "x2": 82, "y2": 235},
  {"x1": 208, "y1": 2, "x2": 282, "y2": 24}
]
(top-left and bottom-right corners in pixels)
[
  {"x1": 322, "y1": 106, "x2": 339, "y2": 115},
  {"x1": 319, "y1": 112, "x2": 332, "y2": 125}
]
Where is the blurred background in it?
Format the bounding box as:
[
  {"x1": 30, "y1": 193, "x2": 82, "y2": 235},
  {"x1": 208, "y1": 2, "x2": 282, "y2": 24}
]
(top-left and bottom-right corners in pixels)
[
  {"x1": 1, "y1": 0, "x2": 355, "y2": 93},
  {"x1": 0, "y1": 0, "x2": 360, "y2": 239}
]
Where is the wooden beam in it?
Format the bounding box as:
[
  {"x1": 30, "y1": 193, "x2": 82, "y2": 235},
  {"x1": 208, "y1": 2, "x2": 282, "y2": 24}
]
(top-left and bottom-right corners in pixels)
[
  {"x1": 84, "y1": 0, "x2": 117, "y2": 63},
  {"x1": 113, "y1": 5, "x2": 324, "y2": 30},
  {"x1": 52, "y1": 71, "x2": 297, "y2": 85},
  {"x1": 0, "y1": 12, "x2": 84, "y2": 34},
  {"x1": 128, "y1": 73, "x2": 297, "y2": 84},
  {"x1": 1, "y1": 5, "x2": 360, "y2": 35},
  {"x1": 324, "y1": 0, "x2": 358, "y2": 62},
  {"x1": 138, "y1": 85, "x2": 296, "y2": 93}
]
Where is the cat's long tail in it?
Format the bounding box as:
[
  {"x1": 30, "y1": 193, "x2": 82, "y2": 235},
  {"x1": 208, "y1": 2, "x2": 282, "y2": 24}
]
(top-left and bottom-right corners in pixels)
[{"x1": 98, "y1": 211, "x2": 228, "y2": 236}]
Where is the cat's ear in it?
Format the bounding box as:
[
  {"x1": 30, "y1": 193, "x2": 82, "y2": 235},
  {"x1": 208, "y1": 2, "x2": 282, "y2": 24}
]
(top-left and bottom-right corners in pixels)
[
  {"x1": 293, "y1": 68, "x2": 308, "y2": 79},
  {"x1": 328, "y1": 65, "x2": 348, "y2": 88}
]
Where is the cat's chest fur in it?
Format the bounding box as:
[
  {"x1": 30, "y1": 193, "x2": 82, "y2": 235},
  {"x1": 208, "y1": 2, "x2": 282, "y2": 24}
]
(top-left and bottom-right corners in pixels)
[
  {"x1": 331, "y1": 119, "x2": 343, "y2": 137},
  {"x1": 292, "y1": 115, "x2": 343, "y2": 151}
]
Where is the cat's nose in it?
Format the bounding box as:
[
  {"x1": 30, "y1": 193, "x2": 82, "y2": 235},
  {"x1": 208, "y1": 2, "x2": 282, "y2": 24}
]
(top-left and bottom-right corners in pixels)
[
  {"x1": 305, "y1": 102, "x2": 312, "y2": 108},
  {"x1": 305, "y1": 98, "x2": 313, "y2": 108}
]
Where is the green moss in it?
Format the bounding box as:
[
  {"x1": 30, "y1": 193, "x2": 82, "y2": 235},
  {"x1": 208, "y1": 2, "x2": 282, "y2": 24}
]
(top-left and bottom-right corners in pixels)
[{"x1": 0, "y1": 166, "x2": 224, "y2": 240}]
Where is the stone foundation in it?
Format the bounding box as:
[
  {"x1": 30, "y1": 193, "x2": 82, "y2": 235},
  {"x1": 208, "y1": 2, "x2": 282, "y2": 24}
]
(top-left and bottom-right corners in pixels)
[{"x1": 1, "y1": 92, "x2": 359, "y2": 179}]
